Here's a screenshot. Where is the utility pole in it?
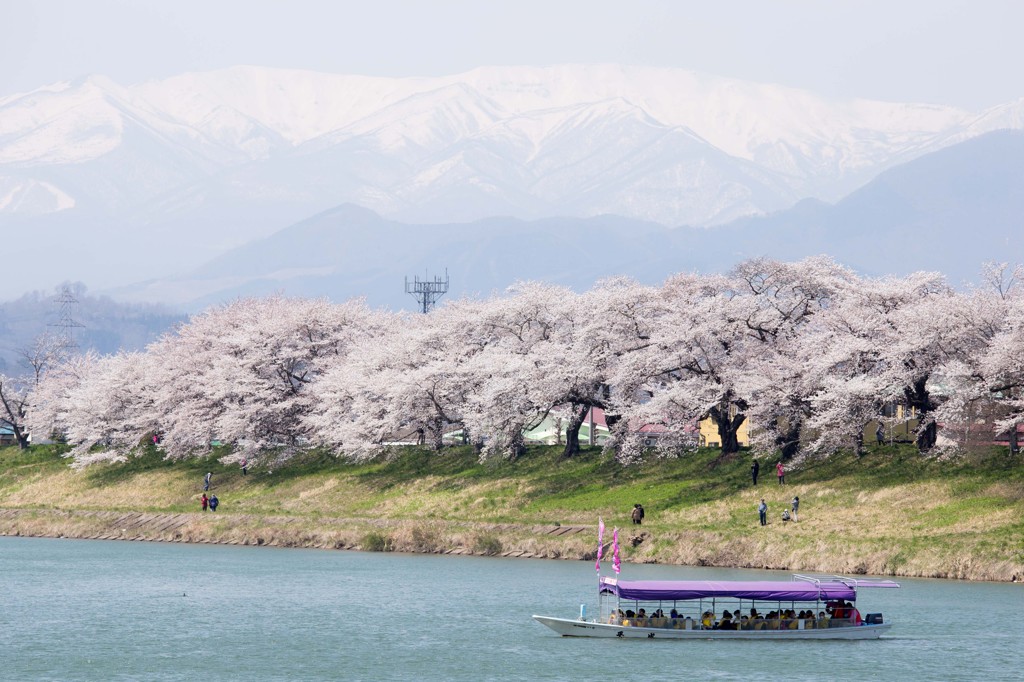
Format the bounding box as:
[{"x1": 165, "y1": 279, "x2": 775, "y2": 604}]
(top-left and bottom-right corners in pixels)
[
  {"x1": 405, "y1": 270, "x2": 450, "y2": 314},
  {"x1": 50, "y1": 285, "x2": 85, "y2": 350}
]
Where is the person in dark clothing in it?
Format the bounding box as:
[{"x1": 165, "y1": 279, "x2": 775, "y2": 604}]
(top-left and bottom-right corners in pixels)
[
  {"x1": 751, "y1": 459, "x2": 760, "y2": 486},
  {"x1": 758, "y1": 499, "x2": 767, "y2": 526},
  {"x1": 209, "y1": 495, "x2": 219, "y2": 512},
  {"x1": 631, "y1": 503, "x2": 645, "y2": 525},
  {"x1": 875, "y1": 423, "x2": 884, "y2": 445}
]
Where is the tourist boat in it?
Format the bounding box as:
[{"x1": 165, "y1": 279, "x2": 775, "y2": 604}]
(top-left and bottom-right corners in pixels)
[{"x1": 533, "y1": 573, "x2": 899, "y2": 639}]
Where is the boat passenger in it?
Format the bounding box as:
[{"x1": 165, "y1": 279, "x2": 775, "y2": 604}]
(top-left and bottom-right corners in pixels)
[
  {"x1": 739, "y1": 615, "x2": 750, "y2": 630},
  {"x1": 608, "y1": 610, "x2": 621, "y2": 624},
  {"x1": 669, "y1": 608, "x2": 679, "y2": 619},
  {"x1": 717, "y1": 610, "x2": 735, "y2": 630},
  {"x1": 833, "y1": 600, "x2": 851, "y2": 624},
  {"x1": 817, "y1": 611, "x2": 830, "y2": 628},
  {"x1": 701, "y1": 611, "x2": 714, "y2": 629}
]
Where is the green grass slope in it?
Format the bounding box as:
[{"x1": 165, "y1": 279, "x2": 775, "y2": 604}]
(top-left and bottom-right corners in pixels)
[{"x1": 1, "y1": 443, "x2": 1022, "y2": 581}]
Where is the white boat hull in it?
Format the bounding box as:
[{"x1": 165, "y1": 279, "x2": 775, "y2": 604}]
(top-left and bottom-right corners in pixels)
[{"x1": 532, "y1": 615, "x2": 892, "y2": 640}]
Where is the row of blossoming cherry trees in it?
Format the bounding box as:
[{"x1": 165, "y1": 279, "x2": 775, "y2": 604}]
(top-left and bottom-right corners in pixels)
[{"x1": 22, "y1": 257, "x2": 1024, "y2": 468}]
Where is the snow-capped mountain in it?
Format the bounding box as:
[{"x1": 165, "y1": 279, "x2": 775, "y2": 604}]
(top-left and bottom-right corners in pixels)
[
  {"x1": 1, "y1": 65, "x2": 1008, "y2": 223},
  {"x1": 0, "y1": 64, "x2": 1021, "y2": 301}
]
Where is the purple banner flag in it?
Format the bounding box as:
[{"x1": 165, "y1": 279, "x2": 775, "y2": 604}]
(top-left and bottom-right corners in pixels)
[
  {"x1": 612, "y1": 527, "x2": 621, "y2": 575},
  {"x1": 595, "y1": 517, "x2": 605, "y2": 574}
]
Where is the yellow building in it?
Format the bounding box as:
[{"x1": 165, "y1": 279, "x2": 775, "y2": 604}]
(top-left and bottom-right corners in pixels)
[{"x1": 698, "y1": 415, "x2": 751, "y2": 448}]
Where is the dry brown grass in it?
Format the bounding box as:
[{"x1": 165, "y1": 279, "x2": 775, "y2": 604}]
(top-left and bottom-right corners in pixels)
[{"x1": 2, "y1": 446, "x2": 1022, "y2": 582}]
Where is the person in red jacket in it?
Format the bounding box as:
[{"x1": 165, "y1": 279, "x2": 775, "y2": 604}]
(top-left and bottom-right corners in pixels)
[
  {"x1": 776, "y1": 461, "x2": 785, "y2": 485},
  {"x1": 201, "y1": 493, "x2": 209, "y2": 511}
]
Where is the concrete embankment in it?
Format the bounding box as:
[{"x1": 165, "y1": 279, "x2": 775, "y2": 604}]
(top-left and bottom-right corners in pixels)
[
  {"x1": 3, "y1": 507, "x2": 1023, "y2": 582},
  {"x1": 0, "y1": 508, "x2": 594, "y2": 559}
]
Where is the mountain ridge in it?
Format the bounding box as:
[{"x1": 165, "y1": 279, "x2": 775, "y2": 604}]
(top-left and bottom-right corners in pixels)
[{"x1": 107, "y1": 130, "x2": 1024, "y2": 311}]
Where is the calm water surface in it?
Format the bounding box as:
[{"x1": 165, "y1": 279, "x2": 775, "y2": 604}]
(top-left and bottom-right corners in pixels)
[{"x1": 1, "y1": 536, "x2": 1021, "y2": 681}]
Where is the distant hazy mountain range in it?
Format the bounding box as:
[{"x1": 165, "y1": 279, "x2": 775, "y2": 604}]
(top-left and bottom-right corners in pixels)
[
  {"x1": 110, "y1": 130, "x2": 1024, "y2": 312},
  {"x1": 2, "y1": 64, "x2": 1022, "y2": 304}
]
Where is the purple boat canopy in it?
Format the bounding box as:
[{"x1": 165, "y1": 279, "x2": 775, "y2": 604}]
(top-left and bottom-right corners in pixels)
[{"x1": 599, "y1": 577, "x2": 858, "y2": 602}]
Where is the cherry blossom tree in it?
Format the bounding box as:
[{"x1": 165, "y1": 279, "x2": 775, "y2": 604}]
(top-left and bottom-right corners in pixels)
[
  {"x1": 728, "y1": 257, "x2": 854, "y2": 459},
  {"x1": 151, "y1": 296, "x2": 377, "y2": 464},
  {"x1": 607, "y1": 271, "x2": 753, "y2": 457},
  {"x1": 798, "y1": 270, "x2": 952, "y2": 453},
  {"x1": 57, "y1": 351, "x2": 158, "y2": 464},
  {"x1": 307, "y1": 301, "x2": 480, "y2": 457},
  {"x1": 25, "y1": 259, "x2": 1022, "y2": 468},
  {"x1": 1, "y1": 333, "x2": 71, "y2": 449},
  {"x1": 457, "y1": 283, "x2": 579, "y2": 461},
  {"x1": 932, "y1": 263, "x2": 1024, "y2": 452}
]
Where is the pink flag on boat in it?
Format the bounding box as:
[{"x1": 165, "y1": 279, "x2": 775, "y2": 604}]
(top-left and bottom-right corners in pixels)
[
  {"x1": 595, "y1": 517, "x2": 605, "y2": 574},
  {"x1": 612, "y1": 527, "x2": 621, "y2": 574}
]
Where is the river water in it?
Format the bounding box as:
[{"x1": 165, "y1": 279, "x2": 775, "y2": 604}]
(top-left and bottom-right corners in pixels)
[{"x1": 1, "y1": 536, "x2": 1021, "y2": 681}]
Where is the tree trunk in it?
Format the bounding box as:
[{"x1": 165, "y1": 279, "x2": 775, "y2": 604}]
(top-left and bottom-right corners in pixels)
[
  {"x1": 774, "y1": 417, "x2": 801, "y2": 461},
  {"x1": 916, "y1": 420, "x2": 938, "y2": 452},
  {"x1": 427, "y1": 416, "x2": 444, "y2": 451},
  {"x1": 708, "y1": 402, "x2": 746, "y2": 456},
  {"x1": 509, "y1": 432, "x2": 526, "y2": 461},
  {"x1": 12, "y1": 423, "x2": 29, "y2": 449},
  {"x1": 904, "y1": 376, "x2": 937, "y2": 452},
  {"x1": 561, "y1": 404, "x2": 590, "y2": 459}
]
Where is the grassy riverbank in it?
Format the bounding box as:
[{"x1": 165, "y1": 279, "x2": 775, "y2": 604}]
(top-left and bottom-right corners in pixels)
[{"x1": 1, "y1": 443, "x2": 1022, "y2": 582}]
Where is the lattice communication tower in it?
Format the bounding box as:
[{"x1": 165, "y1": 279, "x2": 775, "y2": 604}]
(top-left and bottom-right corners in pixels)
[
  {"x1": 405, "y1": 270, "x2": 449, "y2": 314},
  {"x1": 50, "y1": 285, "x2": 85, "y2": 350}
]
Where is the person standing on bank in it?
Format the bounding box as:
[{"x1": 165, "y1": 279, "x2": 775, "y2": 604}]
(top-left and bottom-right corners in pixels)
[
  {"x1": 209, "y1": 494, "x2": 219, "y2": 512},
  {"x1": 204, "y1": 472, "x2": 212, "y2": 491},
  {"x1": 791, "y1": 496, "x2": 799, "y2": 522},
  {"x1": 201, "y1": 493, "x2": 208, "y2": 512},
  {"x1": 776, "y1": 461, "x2": 785, "y2": 485},
  {"x1": 751, "y1": 459, "x2": 760, "y2": 486},
  {"x1": 631, "y1": 503, "x2": 645, "y2": 525},
  {"x1": 758, "y1": 499, "x2": 767, "y2": 526},
  {"x1": 875, "y1": 422, "x2": 884, "y2": 445}
]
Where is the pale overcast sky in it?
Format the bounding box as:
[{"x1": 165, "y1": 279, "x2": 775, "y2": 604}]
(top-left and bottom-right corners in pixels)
[{"x1": 1, "y1": 0, "x2": 1021, "y2": 109}]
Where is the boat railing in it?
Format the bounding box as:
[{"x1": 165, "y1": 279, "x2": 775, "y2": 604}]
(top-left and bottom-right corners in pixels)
[
  {"x1": 793, "y1": 573, "x2": 900, "y2": 589},
  {"x1": 607, "y1": 615, "x2": 863, "y2": 630}
]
